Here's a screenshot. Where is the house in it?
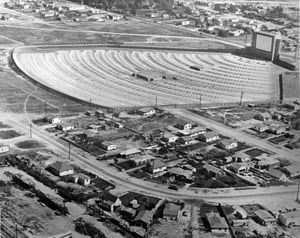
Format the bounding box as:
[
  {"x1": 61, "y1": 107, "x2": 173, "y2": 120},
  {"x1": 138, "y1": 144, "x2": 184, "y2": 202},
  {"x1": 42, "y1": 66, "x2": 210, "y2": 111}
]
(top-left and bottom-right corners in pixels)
[
  {"x1": 0, "y1": 144, "x2": 9, "y2": 154},
  {"x1": 130, "y1": 154, "x2": 153, "y2": 166},
  {"x1": 73, "y1": 173, "x2": 91, "y2": 186},
  {"x1": 218, "y1": 138, "x2": 238, "y2": 150},
  {"x1": 100, "y1": 191, "x2": 122, "y2": 212},
  {"x1": 267, "y1": 168, "x2": 288, "y2": 182},
  {"x1": 138, "y1": 107, "x2": 155, "y2": 117},
  {"x1": 279, "y1": 210, "x2": 300, "y2": 227},
  {"x1": 255, "y1": 155, "x2": 280, "y2": 169},
  {"x1": 161, "y1": 133, "x2": 178, "y2": 143},
  {"x1": 119, "y1": 206, "x2": 137, "y2": 220},
  {"x1": 120, "y1": 148, "x2": 141, "y2": 158},
  {"x1": 163, "y1": 203, "x2": 181, "y2": 220},
  {"x1": 176, "y1": 122, "x2": 192, "y2": 130},
  {"x1": 47, "y1": 161, "x2": 74, "y2": 177},
  {"x1": 167, "y1": 167, "x2": 194, "y2": 180},
  {"x1": 198, "y1": 131, "x2": 220, "y2": 143},
  {"x1": 48, "y1": 117, "x2": 61, "y2": 124},
  {"x1": 252, "y1": 123, "x2": 269, "y2": 133},
  {"x1": 269, "y1": 125, "x2": 286, "y2": 134},
  {"x1": 177, "y1": 126, "x2": 206, "y2": 137},
  {"x1": 283, "y1": 163, "x2": 300, "y2": 178},
  {"x1": 229, "y1": 162, "x2": 250, "y2": 174},
  {"x1": 233, "y1": 151, "x2": 251, "y2": 162},
  {"x1": 56, "y1": 123, "x2": 74, "y2": 132},
  {"x1": 133, "y1": 210, "x2": 153, "y2": 230},
  {"x1": 99, "y1": 141, "x2": 116, "y2": 151},
  {"x1": 95, "y1": 110, "x2": 105, "y2": 118},
  {"x1": 178, "y1": 136, "x2": 195, "y2": 145},
  {"x1": 148, "y1": 160, "x2": 167, "y2": 174},
  {"x1": 254, "y1": 209, "x2": 276, "y2": 226},
  {"x1": 254, "y1": 112, "x2": 272, "y2": 121},
  {"x1": 203, "y1": 163, "x2": 224, "y2": 177},
  {"x1": 206, "y1": 212, "x2": 229, "y2": 234}
]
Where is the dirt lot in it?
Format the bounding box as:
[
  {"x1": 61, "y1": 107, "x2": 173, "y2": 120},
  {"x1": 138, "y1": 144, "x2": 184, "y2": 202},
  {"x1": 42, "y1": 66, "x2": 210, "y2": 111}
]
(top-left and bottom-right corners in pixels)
[
  {"x1": 0, "y1": 129, "x2": 22, "y2": 139},
  {"x1": 15, "y1": 139, "x2": 45, "y2": 149}
]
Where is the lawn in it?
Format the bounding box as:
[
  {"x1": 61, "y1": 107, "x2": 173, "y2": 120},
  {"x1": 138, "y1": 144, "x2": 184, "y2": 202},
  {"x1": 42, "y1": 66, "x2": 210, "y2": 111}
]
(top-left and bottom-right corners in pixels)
[
  {"x1": 15, "y1": 140, "x2": 44, "y2": 149},
  {"x1": 0, "y1": 130, "x2": 22, "y2": 139},
  {"x1": 0, "y1": 121, "x2": 10, "y2": 129}
]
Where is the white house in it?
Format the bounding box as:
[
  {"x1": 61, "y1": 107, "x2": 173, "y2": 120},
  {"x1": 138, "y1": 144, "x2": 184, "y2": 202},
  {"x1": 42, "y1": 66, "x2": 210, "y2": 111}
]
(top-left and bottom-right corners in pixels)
[
  {"x1": 279, "y1": 210, "x2": 300, "y2": 227},
  {"x1": 47, "y1": 161, "x2": 74, "y2": 177},
  {"x1": 56, "y1": 123, "x2": 74, "y2": 132},
  {"x1": 198, "y1": 131, "x2": 220, "y2": 143},
  {"x1": 162, "y1": 133, "x2": 178, "y2": 143},
  {"x1": 138, "y1": 107, "x2": 156, "y2": 117},
  {"x1": 218, "y1": 138, "x2": 238, "y2": 150},
  {"x1": 252, "y1": 123, "x2": 269, "y2": 133},
  {"x1": 73, "y1": 173, "x2": 91, "y2": 186},
  {"x1": 0, "y1": 144, "x2": 9, "y2": 154},
  {"x1": 100, "y1": 141, "x2": 117, "y2": 151},
  {"x1": 149, "y1": 160, "x2": 167, "y2": 174},
  {"x1": 48, "y1": 117, "x2": 61, "y2": 124}
]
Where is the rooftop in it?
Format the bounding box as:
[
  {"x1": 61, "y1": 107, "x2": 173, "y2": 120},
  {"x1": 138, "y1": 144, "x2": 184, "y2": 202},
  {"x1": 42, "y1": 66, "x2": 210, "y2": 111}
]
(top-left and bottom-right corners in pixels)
[
  {"x1": 134, "y1": 210, "x2": 153, "y2": 224},
  {"x1": 48, "y1": 161, "x2": 73, "y2": 173},
  {"x1": 206, "y1": 212, "x2": 228, "y2": 229},
  {"x1": 254, "y1": 209, "x2": 276, "y2": 221},
  {"x1": 163, "y1": 203, "x2": 181, "y2": 217},
  {"x1": 280, "y1": 210, "x2": 300, "y2": 219}
]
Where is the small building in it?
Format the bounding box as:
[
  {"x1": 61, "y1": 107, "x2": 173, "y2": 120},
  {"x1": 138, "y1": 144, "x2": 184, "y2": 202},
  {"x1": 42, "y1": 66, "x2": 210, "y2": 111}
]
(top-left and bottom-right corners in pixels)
[
  {"x1": 279, "y1": 210, "x2": 300, "y2": 227},
  {"x1": 254, "y1": 112, "x2": 272, "y2": 121},
  {"x1": 229, "y1": 162, "x2": 250, "y2": 174},
  {"x1": 283, "y1": 163, "x2": 300, "y2": 178},
  {"x1": 99, "y1": 141, "x2": 117, "y2": 151},
  {"x1": 176, "y1": 122, "x2": 192, "y2": 130},
  {"x1": 0, "y1": 144, "x2": 10, "y2": 154},
  {"x1": 48, "y1": 117, "x2": 61, "y2": 124},
  {"x1": 138, "y1": 107, "x2": 156, "y2": 117},
  {"x1": 167, "y1": 167, "x2": 193, "y2": 179},
  {"x1": 161, "y1": 133, "x2": 178, "y2": 143},
  {"x1": 47, "y1": 161, "x2": 74, "y2": 177},
  {"x1": 267, "y1": 168, "x2": 288, "y2": 182},
  {"x1": 163, "y1": 202, "x2": 181, "y2": 221},
  {"x1": 206, "y1": 212, "x2": 229, "y2": 234},
  {"x1": 178, "y1": 135, "x2": 195, "y2": 145},
  {"x1": 95, "y1": 110, "x2": 105, "y2": 118},
  {"x1": 256, "y1": 155, "x2": 280, "y2": 169},
  {"x1": 101, "y1": 192, "x2": 122, "y2": 212},
  {"x1": 269, "y1": 125, "x2": 286, "y2": 134},
  {"x1": 198, "y1": 131, "x2": 220, "y2": 143},
  {"x1": 233, "y1": 151, "x2": 251, "y2": 162},
  {"x1": 148, "y1": 160, "x2": 167, "y2": 174},
  {"x1": 134, "y1": 210, "x2": 153, "y2": 230},
  {"x1": 56, "y1": 123, "x2": 74, "y2": 132},
  {"x1": 120, "y1": 148, "x2": 141, "y2": 158},
  {"x1": 254, "y1": 209, "x2": 276, "y2": 226},
  {"x1": 203, "y1": 163, "x2": 224, "y2": 177},
  {"x1": 252, "y1": 123, "x2": 269, "y2": 133},
  {"x1": 130, "y1": 154, "x2": 153, "y2": 166},
  {"x1": 73, "y1": 173, "x2": 91, "y2": 186},
  {"x1": 218, "y1": 138, "x2": 238, "y2": 150}
]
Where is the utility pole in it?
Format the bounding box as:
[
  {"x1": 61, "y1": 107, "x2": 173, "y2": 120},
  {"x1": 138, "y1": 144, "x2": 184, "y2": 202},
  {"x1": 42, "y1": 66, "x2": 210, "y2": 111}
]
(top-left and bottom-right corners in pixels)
[
  {"x1": 296, "y1": 181, "x2": 300, "y2": 202},
  {"x1": 15, "y1": 223, "x2": 18, "y2": 238},
  {"x1": 0, "y1": 204, "x2": 2, "y2": 238},
  {"x1": 294, "y1": 45, "x2": 298, "y2": 61},
  {"x1": 244, "y1": 33, "x2": 248, "y2": 47},
  {"x1": 239, "y1": 91, "x2": 244, "y2": 106},
  {"x1": 29, "y1": 123, "x2": 32, "y2": 138},
  {"x1": 155, "y1": 94, "x2": 158, "y2": 109},
  {"x1": 68, "y1": 142, "x2": 71, "y2": 160},
  {"x1": 199, "y1": 95, "x2": 202, "y2": 108}
]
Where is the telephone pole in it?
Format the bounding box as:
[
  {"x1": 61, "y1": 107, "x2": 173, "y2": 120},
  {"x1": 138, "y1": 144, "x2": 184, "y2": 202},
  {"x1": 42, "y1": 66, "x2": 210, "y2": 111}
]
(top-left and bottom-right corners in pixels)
[
  {"x1": 29, "y1": 123, "x2": 32, "y2": 138},
  {"x1": 68, "y1": 142, "x2": 71, "y2": 160},
  {"x1": 239, "y1": 91, "x2": 244, "y2": 106},
  {"x1": 155, "y1": 94, "x2": 158, "y2": 109},
  {"x1": 296, "y1": 181, "x2": 300, "y2": 202},
  {"x1": 199, "y1": 95, "x2": 202, "y2": 108}
]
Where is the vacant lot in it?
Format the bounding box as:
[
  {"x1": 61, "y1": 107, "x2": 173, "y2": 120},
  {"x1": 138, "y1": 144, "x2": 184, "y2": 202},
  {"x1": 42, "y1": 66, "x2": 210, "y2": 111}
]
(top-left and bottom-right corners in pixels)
[
  {"x1": 0, "y1": 129, "x2": 22, "y2": 139},
  {"x1": 0, "y1": 121, "x2": 10, "y2": 128},
  {"x1": 15, "y1": 140, "x2": 45, "y2": 149}
]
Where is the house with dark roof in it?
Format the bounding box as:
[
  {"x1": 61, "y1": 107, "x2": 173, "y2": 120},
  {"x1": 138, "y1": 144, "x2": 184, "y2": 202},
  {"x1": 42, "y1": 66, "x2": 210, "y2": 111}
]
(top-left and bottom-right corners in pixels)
[
  {"x1": 254, "y1": 209, "x2": 276, "y2": 226},
  {"x1": 163, "y1": 203, "x2": 181, "y2": 221},
  {"x1": 176, "y1": 122, "x2": 192, "y2": 130},
  {"x1": 218, "y1": 138, "x2": 238, "y2": 150},
  {"x1": 203, "y1": 163, "x2": 224, "y2": 177},
  {"x1": 99, "y1": 141, "x2": 117, "y2": 151},
  {"x1": 148, "y1": 160, "x2": 167, "y2": 174},
  {"x1": 47, "y1": 161, "x2": 74, "y2": 177},
  {"x1": 100, "y1": 191, "x2": 122, "y2": 212},
  {"x1": 138, "y1": 107, "x2": 156, "y2": 117},
  {"x1": 267, "y1": 168, "x2": 288, "y2": 182},
  {"x1": 254, "y1": 112, "x2": 272, "y2": 121},
  {"x1": 206, "y1": 212, "x2": 229, "y2": 234},
  {"x1": 120, "y1": 148, "x2": 141, "y2": 158},
  {"x1": 73, "y1": 173, "x2": 91, "y2": 186},
  {"x1": 133, "y1": 210, "x2": 154, "y2": 230},
  {"x1": 279, "y1": 210, "x2": 300, "y2": 227},
  {"x1": 198, "y1": 131, "x2": 220, "y2": 143}
]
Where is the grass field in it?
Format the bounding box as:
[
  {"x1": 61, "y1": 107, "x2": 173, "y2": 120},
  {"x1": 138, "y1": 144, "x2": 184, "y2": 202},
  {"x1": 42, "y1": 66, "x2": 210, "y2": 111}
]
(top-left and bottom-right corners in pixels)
[
  {"x1": 0, "y1": 129, "x2": 22, "y2": 139},
  {"x1": 15, "y1": 140, "x2": 45, "y2": 149}
]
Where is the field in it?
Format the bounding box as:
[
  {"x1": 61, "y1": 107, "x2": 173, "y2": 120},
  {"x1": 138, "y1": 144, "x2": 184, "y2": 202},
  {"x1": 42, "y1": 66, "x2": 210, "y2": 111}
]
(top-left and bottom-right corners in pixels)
[
  {"x1": 0, "y1": 129, "x2": 22, "y2": 139},
  {"x1": 15, "y1": 140, "x2": 45, "y2": 149},
  {"x1": 13, "y1": 46, "x2": 285, "y2": 108}
]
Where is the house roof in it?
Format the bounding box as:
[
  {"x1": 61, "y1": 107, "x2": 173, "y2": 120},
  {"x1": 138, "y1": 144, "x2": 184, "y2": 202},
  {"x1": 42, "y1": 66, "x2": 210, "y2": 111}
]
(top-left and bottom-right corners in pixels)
[
  {"x1": 203, "y1": 163, "x2": 222, "y2": 174},
  {"x1": 163, "y1": 203, "x2": 181, "y2": 217},
  {"x1": 48, "y1": 161, "x2": 73, "y2": 173},
  {"x1": 168, "y1": 167, "x2": 193, "y2": 178},
  {"x1": 120, "y1": 148, "x2": 141, "y2": 156},
  {"x1": 163, "y1": 133, "x2": 177, "y2": 139},
  {"x1": 74, "y1": 173, "x2": 90, "y2": 180},
  {"x1": 130, "y1": 154, "x2": 153, "y2": 163},
  {"x1": 254, "y1": 210, "x2": 276, "y2": 222},
  {"x1": 101, "y1": 141, "x2": 116, "y2": 147},
  {"x1": 220, "y1": 138, "x2": 236, "y2": 146},
  {"x1": 268, "y1": 168, "x2": 286, "y2": 179},
  {"x1": 283, "y1": 163, "x2": 300, "y2": 175},
  {"x1": 101, "y1": 191, "x2": 118, "y2": 203},
  {"x1": 230, "y1": 162, "x2": 249, "y2": 170},
  {"x1": 139, "y1": 107, "x2": 155, "y2": 113},
  {"x1": 280, "y1": 210, "x2": 300, "y2": 219},
  {"x1": 151, "y1": 160, "x2": 167, "y2": 170},
  {"x1": 134, "y1": 210, "x2": 153, "y2": 224},
  {"x1": 206, "y1": 212, "x2": 228, "y2": 229},
  {"x1": 202, "y1": 131, "x2": 219, "y2": 138}
]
